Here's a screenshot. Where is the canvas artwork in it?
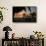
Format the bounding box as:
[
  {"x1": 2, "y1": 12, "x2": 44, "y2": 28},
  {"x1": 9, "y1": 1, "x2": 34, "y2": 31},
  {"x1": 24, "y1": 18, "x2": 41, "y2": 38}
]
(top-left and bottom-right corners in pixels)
[{"x1": 13, "y1": 6, "x2": 37, "y2": 22}]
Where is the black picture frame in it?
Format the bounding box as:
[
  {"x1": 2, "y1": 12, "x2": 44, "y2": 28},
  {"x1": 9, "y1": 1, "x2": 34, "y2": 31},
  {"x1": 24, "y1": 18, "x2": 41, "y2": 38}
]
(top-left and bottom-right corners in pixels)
[{"x1": 12, "y1": 6, "x2": 37, "y2": 23}]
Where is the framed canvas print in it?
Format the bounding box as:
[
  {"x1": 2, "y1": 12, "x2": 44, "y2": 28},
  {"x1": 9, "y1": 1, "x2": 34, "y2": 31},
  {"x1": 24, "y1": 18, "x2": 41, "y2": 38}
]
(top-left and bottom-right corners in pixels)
[{"x1": 13, "y1": 6, "x2": 37, "y2": 22}]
